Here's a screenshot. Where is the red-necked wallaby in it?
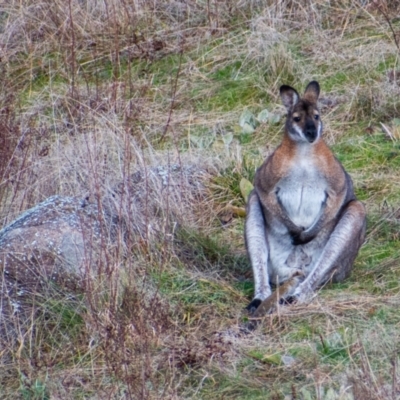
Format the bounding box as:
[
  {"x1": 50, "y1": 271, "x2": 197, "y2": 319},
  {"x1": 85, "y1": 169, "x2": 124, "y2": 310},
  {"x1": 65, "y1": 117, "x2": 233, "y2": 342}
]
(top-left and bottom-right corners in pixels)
[{"x1": 245, "y1": 81, "x2": 366, "y2": 312}]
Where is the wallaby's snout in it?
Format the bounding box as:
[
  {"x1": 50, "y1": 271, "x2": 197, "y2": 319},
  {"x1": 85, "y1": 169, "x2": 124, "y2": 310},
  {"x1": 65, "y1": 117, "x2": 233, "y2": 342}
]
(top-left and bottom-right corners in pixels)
[{"x1": 305, "y1": 119, "x2": 318, "y2": 143}]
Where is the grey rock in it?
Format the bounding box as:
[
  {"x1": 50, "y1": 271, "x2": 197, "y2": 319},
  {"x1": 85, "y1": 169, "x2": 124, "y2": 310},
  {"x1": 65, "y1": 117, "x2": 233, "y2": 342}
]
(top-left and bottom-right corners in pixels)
[{"x1": 0, "y1": 163, "x2": 211, "y2": 342}]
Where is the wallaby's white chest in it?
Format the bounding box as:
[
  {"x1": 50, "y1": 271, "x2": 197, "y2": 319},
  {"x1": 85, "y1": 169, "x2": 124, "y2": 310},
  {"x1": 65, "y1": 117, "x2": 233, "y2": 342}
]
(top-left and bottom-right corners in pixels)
[{"x1": 276, "y1": 156, "x2": 327, "y2": 230}]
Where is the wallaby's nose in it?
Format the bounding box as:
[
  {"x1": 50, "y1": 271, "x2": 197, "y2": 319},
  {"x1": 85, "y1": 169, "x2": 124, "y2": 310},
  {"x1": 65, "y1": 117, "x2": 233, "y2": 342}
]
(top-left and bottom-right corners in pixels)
[{"x1": 305, "y1": 121, "x2": 317, "y2": 143}]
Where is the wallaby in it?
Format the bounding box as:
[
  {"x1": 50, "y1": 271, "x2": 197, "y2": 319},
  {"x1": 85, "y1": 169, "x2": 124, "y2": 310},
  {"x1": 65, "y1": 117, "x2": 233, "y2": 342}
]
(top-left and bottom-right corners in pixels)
[{"x1": 245, "y1": 81, "x2": 366, "y2": 312}]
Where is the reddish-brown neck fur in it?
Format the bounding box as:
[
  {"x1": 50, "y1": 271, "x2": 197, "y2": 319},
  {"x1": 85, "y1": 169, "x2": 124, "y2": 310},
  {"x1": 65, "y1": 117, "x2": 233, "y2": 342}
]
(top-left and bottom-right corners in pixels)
[{"x1": 275, "y1": 133, "x2": 337, "y2": 173}]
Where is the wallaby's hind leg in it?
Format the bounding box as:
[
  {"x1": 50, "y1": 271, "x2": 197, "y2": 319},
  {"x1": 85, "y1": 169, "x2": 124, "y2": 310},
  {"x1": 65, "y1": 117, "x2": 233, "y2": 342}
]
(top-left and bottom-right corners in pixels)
[
  {"x1": 245, "y1": 190, "x2": 271, "y2": 311},
  {"x1": 291, "y1": 200, "x2": 366, "y2": 301}
]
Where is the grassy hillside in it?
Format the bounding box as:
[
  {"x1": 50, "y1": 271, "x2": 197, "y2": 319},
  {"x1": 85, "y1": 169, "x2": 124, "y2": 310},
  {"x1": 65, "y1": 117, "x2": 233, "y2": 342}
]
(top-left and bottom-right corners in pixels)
[{"x1": 1, "y1": 1, "x2": 400, "y2": 398}]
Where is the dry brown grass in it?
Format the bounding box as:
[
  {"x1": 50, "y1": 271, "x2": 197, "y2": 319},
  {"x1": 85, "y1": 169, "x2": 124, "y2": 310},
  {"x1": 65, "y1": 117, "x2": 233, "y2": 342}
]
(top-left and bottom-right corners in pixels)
[{"x1": 0, "y1": 0, "x2": 400, "y2": 398}]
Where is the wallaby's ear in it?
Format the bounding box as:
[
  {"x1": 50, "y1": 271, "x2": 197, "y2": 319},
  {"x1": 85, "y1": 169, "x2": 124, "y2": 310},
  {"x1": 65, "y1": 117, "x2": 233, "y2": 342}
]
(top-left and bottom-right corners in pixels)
[
  {"x1": 303, "y1": 81, "x2": 320, "y2": 104},
  {"x1": 280, "y1": 85, "x2": 300, "y2": 112}
]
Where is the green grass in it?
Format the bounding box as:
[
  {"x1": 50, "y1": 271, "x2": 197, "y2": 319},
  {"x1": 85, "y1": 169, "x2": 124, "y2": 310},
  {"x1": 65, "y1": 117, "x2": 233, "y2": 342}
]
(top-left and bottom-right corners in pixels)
[
  {"x1": 211, "y1": 158, "x2": 258, "y2": 206},
  {"x1": 316, "y1": 330, "x2": 352, "y2": 364},
  {"x1": 156, "y1": 270, "x2": 236, "y2": 308},
  {"x1": 376, "y1": 55, "x2": 399, "y2": 73},
  {"x1": 192, "y1": 67, "x2": 269, "y2": 112},
  {"x1": 155, "y1": 229, "x2": 250, "y2": 314},
  {"x1": 144, "y1": 54, "x2": 184, "y2": 85},
  {"x1": 19, "y1": 379, "x2": 50, "y2": 400},
  {"x1": 335, "y1": 134, "x2": 400, "y2": 169}
]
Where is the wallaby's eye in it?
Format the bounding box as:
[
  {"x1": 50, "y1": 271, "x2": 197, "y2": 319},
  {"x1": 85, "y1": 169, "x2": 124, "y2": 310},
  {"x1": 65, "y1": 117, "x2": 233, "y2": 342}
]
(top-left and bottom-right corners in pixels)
[
  {"x1": 293, "y1": 116, "x2": 301, "y2": 122},
  {"x1": 314, "y1": 114, "x2": 319, "y2": 120}
]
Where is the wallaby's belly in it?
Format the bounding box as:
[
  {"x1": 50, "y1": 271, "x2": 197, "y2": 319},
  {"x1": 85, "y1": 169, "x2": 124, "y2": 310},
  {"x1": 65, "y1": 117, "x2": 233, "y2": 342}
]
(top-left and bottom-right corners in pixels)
[
  {"x1": 276, "y1": 173, "x2": 327, "y2": 230},
  {"x1": 266, "y1": 223, "x2": 331, "y2": 286},
  {"x1": 268, "y1": 167, "x2": 330, "y2": 286}
]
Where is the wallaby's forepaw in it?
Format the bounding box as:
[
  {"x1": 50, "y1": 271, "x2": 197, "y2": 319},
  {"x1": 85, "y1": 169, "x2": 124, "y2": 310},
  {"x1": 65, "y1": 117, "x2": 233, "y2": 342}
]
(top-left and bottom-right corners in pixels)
[
  {"x1": 290, "y1": 232, "x2": 314, "y2": 246},
  {"x1": 290, "y1": 232, "x2": 303, "y2": 246},
  {"x1": 245, "y1": 298, "x2": 262, "y2": 314}
]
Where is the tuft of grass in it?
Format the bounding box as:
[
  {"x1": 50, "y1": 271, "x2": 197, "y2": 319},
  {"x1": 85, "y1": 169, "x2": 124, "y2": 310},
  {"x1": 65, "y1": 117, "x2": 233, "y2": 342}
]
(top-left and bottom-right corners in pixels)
[
  {"x1": 211, "y1": 156, "x2": 261, "y2": 207},
  {"x1": 19, "y1": 378, "x2": 49, "y2": 400}
]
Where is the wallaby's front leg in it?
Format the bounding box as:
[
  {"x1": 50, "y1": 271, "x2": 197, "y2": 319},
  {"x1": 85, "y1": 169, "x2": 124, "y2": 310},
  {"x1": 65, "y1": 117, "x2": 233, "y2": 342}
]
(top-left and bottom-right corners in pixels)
[
  {"x1": 290, "y1": 200, "x2": 366, "y2": 301},
  {"x1": 245, "y1": 191, "x2": 271, "y2": 311}
]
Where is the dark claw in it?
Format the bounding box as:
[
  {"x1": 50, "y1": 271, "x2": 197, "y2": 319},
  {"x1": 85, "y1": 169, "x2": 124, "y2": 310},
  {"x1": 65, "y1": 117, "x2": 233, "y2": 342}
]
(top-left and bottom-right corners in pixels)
[
  {"x1": 246, "y1": 298, "x2": 262, "y2": 313},
  {"x1": 279, "y1": 296, "x2": 297, "y2": 305}
]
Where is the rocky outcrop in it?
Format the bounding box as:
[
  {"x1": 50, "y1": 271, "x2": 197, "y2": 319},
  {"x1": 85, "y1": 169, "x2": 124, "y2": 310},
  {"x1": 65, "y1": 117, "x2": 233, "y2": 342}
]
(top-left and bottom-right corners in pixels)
[{"x1": 0, "y1": 163, "x2": 212, "y2": 339}]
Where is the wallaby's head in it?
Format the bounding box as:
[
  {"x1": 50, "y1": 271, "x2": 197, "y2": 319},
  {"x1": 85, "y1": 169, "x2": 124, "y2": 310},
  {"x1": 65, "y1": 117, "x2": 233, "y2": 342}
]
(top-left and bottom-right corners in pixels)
[{"x1": 280, "y1": 81, "x2": 321, "y2": 144}]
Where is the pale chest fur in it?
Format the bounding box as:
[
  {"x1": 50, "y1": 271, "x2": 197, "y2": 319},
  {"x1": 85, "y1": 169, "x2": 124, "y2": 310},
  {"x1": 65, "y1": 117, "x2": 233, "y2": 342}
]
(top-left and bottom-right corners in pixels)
[{"x1": 275, "y1": 156, "x2": 327, "y2": 230}]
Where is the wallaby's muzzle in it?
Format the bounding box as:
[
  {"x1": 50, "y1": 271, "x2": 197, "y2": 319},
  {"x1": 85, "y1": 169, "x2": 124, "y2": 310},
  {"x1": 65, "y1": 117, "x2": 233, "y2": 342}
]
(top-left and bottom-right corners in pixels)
[{"x1": 305, "y1": 121, "x2": 317, "y2": 143}]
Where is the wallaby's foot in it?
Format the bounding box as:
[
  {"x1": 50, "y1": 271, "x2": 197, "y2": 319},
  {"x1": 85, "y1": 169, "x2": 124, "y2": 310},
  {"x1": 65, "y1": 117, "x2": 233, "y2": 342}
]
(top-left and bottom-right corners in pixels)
[
  {"x1": 279, "y1": 296, "x2": 297, "y2": 305},
  {"x1": 245, "y1": 298, "x2": 262, "y2": 314}
]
